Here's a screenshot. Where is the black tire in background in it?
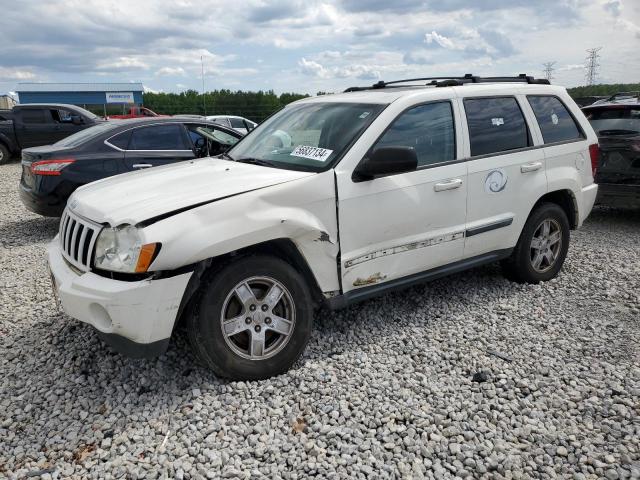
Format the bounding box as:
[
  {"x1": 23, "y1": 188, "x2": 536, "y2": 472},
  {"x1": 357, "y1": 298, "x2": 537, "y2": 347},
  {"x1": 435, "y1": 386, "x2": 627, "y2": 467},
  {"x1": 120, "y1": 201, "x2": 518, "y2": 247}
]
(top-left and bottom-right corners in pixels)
[
  {"x1": 0, "y1": 143, "x2": 10, "y2": 165},
  {"x1": 187, "y1": 255, "x2": 314, "y2": 380},
  {"x1": 501, "y1": 202, "x2": 571, "y2": 284}
]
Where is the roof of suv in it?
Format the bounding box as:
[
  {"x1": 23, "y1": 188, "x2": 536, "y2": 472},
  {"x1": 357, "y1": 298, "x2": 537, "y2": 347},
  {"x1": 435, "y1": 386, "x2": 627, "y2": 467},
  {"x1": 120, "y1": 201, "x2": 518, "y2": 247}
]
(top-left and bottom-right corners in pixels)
[{"x1": 298, "y1": 82, "x2": 568, "y2": 105}]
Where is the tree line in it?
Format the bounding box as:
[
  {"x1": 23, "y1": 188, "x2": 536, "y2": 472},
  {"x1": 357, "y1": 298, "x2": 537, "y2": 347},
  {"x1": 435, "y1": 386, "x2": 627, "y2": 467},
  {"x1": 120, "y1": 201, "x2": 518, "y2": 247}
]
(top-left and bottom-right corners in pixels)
[
  {"x1": 567, "y1": 83, "x2": 640, "y2": 99},
  {"x1": 142, "y1": 89, "x2": 309, "y2": 122}
]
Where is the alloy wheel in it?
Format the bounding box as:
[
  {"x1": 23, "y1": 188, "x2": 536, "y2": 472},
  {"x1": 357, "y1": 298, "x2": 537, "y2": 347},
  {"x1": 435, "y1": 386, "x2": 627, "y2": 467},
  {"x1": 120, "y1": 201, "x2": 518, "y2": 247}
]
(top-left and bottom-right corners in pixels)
[
  {"x1": 220, "y1": 276, "x2": 296, "y2": 360},
  {"x1": 530, "y1": 218, "x2": 563, "y2": 273}
]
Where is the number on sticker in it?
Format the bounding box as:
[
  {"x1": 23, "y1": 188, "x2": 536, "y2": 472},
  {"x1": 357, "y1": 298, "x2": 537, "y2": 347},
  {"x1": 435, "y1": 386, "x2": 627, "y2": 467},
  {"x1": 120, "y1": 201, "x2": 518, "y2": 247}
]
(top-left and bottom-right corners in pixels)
[{"x1": 290, "y1": 145, "x2": 334, "y2": 162}]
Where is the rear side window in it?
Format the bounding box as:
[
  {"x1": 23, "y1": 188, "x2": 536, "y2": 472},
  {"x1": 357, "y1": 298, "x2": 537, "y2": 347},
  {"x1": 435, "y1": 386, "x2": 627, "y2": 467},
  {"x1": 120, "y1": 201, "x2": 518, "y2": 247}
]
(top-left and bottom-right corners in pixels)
[
  {"x1": 108, "y1": 130, "x2": 132, "y2": 150},
  {"x1": 229, "y1": 118, "x2": 246, "y2": 128},
  {"x1": 464, "y1": 97, "x2": 530, "y2": 156},
  {"x1": 21, "y1": 109, "x2": 48, "y2": 124},
  {"x1": 373, "y1": 102, "x2": 456, "y2": 167},
  {"x1": 528, "y1": 96, "x2": 582, "y2": 143},
  {"x1": 129, "y1": 124, "x2": 189, "y2": 150}
]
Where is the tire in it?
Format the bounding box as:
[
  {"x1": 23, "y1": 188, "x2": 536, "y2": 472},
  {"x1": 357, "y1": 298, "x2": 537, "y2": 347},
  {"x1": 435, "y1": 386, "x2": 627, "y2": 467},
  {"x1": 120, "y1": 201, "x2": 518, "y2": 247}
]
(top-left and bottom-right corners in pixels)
[
  {"x1": 187, "y1": 255, "x2": 314, "y2": 380},
  {"x1": 501, "y1": 202, "x2": 570, "y2": 284},
  {"x1": 0, "y1": 143, "x2": 10, "y2": 165}
]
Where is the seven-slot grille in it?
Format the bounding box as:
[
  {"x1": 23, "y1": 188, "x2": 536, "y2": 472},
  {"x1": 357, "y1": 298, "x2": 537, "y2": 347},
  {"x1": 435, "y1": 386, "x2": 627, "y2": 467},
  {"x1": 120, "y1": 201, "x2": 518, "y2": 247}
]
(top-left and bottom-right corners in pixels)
[{"x1": 59, "y1": 208, "x2": 102, "y2": 272}]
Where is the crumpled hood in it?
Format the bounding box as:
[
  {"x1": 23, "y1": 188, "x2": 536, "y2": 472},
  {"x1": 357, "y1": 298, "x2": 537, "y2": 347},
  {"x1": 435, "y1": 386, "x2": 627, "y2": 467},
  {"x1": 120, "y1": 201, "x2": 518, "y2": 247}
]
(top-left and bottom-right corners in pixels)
[{"x1": 70, "y1": 158, "x2": 315, "y2": 226}]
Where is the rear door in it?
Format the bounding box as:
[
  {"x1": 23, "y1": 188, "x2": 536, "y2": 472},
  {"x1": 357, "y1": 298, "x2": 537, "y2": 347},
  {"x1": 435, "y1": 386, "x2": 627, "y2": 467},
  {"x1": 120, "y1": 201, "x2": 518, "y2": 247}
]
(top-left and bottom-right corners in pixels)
[
  {"x1": 16, "y1": 108, "x2": 55, "y2": 148},
  {"x1": 462, "y1": 95, "x2": 548, "y2": 259},
  {"x1": 123, "y1": 123, "x2": 195, "y2": 171}
]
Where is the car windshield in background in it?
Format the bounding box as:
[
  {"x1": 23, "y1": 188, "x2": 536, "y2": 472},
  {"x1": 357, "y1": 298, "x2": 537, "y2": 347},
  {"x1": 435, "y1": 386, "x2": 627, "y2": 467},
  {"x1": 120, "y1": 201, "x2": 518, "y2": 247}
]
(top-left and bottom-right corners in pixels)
[
  {"x1": 54, "y1": 122, "x2": 117, "y2": 147},
  {"x1": 584, "y1": 107, "x2": 640, "y2": 135},
  {"x1": 227, "y1": 102, "x2": 386, "y2": 171},
  {"x1": 196, "y1": 126, "x2": 238, "y2": 146}
]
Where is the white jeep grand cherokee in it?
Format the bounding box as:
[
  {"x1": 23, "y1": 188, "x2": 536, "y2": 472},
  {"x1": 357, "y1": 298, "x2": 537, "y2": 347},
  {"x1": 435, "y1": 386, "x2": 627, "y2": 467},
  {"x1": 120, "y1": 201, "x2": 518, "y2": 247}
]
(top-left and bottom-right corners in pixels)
[{"x1": 48, "y1": 75, "x2": 599, "y2": 380}]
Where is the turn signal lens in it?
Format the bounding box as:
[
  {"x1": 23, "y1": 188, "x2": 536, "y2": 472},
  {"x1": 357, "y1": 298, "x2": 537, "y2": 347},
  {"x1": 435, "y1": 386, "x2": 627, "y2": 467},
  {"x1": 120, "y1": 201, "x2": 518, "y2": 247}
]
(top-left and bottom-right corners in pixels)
[
  {"x1": 31, "y1": 159, "x2": 75, "y2": 176},
  {"x1": 588, "y1": 144, "x2": 599, "y2": 177},
  {"x1": 135, "y1": 243, "x2": 159, "y2": 273}
]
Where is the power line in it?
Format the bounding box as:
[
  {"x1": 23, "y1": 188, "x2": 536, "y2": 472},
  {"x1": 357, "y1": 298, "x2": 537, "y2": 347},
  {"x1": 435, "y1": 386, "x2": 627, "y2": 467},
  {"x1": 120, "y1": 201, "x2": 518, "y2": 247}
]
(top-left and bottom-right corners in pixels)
[
  {"x1": 585, "y1": 47, "x2": 602, "y2": 85},
  {"x1": 542, "y1": 61, "x2": 556, "y2": 81}
]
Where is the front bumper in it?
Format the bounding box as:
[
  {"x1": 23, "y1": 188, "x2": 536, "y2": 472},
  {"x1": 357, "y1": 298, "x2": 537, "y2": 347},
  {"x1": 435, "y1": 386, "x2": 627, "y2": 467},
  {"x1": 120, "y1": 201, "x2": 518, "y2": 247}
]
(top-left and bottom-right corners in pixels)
[{"x1": 47, "y1": 238, "x2": 192, "y2": 358}]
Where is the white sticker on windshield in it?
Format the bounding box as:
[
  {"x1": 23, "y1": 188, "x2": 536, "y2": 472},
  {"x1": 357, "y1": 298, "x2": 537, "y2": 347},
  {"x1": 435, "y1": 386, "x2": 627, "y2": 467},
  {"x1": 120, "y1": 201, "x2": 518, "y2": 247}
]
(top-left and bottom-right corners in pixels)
[
  {"x1": 359, "y1": 111, "x2": 371, "y2": 119},
  {"x1": 491, "y1": 117, "x2": 505, "y2": 126},
  {"x1": 290, "y1": 145, "x2": 334, "y2": 162},
  {"x1": 551, "y1": 113, "x2": 559, "y2": 125}
]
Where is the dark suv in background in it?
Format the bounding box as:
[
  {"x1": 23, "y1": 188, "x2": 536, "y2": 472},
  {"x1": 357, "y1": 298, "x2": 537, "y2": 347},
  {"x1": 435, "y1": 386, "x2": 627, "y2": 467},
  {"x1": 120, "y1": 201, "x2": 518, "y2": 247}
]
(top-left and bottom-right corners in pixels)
[{"x1": 583, "y1": 95, "x2": 640, "y2": 208}]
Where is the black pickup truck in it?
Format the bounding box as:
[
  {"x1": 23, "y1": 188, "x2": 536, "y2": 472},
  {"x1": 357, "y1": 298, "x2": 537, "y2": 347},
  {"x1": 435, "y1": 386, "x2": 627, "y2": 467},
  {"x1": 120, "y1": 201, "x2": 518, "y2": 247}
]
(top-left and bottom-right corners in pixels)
[{"x1": 0, "y1": 104, "x2": 104, "y2": 164}]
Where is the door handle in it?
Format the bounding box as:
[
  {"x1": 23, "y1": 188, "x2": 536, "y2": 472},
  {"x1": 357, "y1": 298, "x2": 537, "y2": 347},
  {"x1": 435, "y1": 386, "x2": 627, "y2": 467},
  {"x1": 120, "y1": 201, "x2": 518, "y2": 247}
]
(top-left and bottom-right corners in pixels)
[
  {"x1": 434, "y1": 178, "x2": 463, "y2": 192},
  {"x1": 132, "y1": 163, "x2": 153, "y2": 169},
  {"x1": 521, "y1": 162, "x2": 542, "y2": 173}
]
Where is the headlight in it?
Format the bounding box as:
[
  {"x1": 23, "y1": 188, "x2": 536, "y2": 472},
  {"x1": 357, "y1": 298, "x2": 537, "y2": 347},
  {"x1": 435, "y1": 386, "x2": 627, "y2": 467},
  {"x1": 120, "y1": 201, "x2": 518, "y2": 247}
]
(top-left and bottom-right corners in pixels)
[{"x1": 94, "y1": 225, "x2": 159, "y2": 273}]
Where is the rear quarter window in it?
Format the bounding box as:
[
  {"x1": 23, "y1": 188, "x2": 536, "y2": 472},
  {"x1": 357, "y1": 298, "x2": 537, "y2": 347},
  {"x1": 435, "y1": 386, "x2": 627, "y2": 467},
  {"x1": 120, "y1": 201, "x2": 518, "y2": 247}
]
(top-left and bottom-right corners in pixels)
[
  {"x1": 464, "y1": 97, "x2": 531, "y2": 157},
  {"x1": 527, "y1": 96, "x2": 583, "y2": 143}
]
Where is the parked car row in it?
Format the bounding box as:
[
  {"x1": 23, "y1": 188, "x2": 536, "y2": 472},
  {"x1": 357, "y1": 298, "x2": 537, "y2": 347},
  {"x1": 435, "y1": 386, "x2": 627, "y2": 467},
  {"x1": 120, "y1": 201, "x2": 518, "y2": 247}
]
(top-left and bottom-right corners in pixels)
[
  {"x1": 45, "y1": 75, "x2": 601, "y2": 380},
  {"x1": 19, "y1": 118, "x2": 242, "y2": 216}
]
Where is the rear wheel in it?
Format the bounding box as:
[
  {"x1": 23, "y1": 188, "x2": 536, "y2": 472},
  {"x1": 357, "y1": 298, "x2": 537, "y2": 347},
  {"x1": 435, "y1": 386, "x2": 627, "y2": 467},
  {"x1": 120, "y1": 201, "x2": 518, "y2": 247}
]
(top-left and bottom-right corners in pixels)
[
  {"x1": 0, "y1": 143, "x2": 10, "y2": 165},
  {"x1": 187, "y1": 255, "x2": 313, "y2": 380},
  {"x1": 501, "y1": 203, "x2": 570, "y2": 283}
]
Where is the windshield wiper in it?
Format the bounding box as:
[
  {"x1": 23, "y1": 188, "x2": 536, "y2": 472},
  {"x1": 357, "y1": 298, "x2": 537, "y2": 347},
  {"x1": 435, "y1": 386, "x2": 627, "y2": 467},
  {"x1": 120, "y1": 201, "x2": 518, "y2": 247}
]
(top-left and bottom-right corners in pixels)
[{"x1": 235, "y1": 157, "x2": 279, "y2": 168}]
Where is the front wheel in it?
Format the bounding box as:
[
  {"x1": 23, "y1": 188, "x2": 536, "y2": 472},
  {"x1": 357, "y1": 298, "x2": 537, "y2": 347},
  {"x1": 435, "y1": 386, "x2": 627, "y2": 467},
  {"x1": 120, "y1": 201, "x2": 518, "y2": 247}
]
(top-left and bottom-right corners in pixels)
[
  {"x1": 501, "y1": 202, "x2": 570, "y2": 283},
  {"x1": 187, "y1": 255, "x2": 314, "y2": 380}
]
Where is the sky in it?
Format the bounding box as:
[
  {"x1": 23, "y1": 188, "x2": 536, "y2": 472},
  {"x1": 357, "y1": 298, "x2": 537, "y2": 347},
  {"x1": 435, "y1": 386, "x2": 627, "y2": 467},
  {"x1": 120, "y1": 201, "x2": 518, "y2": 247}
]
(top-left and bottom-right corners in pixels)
[{"x1": 0, "y1": 0, "x2": 639, "y2": 96}]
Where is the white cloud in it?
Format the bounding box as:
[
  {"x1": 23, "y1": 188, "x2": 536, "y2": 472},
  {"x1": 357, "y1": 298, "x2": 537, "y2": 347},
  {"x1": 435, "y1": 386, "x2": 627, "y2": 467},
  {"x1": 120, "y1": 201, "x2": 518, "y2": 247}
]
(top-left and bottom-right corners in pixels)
[
  {"x1": 0, "y1": 67, "x2": 36, "y2": 81},
  {"x1": 155, "y1": 66, "x2": 186, "y2": 76},
  {"x1": 425, "y1": 31, "x2": 456, "y2": 49},
  {"x1": 96, "y1": 56, "x2": 148, "y2": 71}
]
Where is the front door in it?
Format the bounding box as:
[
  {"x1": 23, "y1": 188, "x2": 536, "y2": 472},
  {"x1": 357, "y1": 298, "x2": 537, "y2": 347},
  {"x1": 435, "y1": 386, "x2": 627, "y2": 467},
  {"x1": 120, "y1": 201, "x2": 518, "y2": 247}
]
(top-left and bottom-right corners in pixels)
[
  {"x1": 461, "y1": 95, "x2": 548, "y2": 258},
  {"x1": 336, "y1": 101, "x2": 468, "y2": 293},
  {"x1": 123, "y1": 123, "x2": 195, "y2": 171}
]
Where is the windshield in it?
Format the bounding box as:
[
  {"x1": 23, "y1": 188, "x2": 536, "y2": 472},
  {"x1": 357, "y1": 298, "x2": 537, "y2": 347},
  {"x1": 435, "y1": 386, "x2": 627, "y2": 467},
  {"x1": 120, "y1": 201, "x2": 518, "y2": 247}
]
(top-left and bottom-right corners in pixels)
[
  {"x1": 227, "y1": 102, "x2": 386, "y2": 171},
  {"x1": 195, "y1": 126, "x2": 239, "y2": 146},
  {"x1": 54, "y1": 122, "x2": 118, "y2": 147},
  {"x1": 585, "y1": 107, "x2": 640, "y2": 135}
]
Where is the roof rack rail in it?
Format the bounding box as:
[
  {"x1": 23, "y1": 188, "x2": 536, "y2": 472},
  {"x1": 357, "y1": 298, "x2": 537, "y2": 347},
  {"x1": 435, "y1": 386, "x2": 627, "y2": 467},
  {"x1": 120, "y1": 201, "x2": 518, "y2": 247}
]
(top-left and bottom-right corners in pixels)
[{"x1": 344, "y1": 74, "x2": 550, "y2": 92}]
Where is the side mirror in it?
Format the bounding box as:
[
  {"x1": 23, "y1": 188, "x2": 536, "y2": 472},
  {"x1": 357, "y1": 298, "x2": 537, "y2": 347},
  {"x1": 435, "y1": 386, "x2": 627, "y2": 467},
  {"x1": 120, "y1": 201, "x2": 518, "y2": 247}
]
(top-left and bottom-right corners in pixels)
[
  {"x1": 71, "y1": 116, "x2": 83, "y2": 125},
  {"x1": 352, "y1": 146, "x2": 418, "y2": 182}
]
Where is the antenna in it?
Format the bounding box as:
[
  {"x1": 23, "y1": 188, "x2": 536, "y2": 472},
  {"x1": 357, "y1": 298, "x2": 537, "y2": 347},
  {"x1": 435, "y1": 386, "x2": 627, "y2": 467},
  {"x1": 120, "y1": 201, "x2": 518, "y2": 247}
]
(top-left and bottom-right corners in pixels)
[
  {"x1": 201, "y1": 55, "x2": 207, "y2": 116},
  {"x1": 585, "y1": 47, "x2": 602, "y2": 86},
  {"x1": 542, "y1": 62, "x2": 556, "y2": 82}
]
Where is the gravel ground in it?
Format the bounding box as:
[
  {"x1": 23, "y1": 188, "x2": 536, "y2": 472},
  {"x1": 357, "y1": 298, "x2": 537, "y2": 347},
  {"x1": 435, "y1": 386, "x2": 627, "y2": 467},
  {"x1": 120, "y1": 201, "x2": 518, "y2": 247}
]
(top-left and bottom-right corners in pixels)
[{"x1": 0, "y1": 160, "x2": 639, "y2": 480}]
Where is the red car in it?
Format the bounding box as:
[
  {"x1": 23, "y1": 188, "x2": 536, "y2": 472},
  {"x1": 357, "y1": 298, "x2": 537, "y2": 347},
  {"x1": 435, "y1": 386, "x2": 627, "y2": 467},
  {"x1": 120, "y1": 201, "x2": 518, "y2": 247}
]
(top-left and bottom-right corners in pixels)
[{"x1": 108, "y1": 106, "x2": 165, "y2": 120}]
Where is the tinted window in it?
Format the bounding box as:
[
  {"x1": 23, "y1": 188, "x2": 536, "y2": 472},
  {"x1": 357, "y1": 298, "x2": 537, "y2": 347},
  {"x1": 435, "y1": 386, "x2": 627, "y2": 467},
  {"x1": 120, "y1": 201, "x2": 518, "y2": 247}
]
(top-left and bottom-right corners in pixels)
[
  {"x1": 585, "y1": 107, "x2": 640, "y2": 136},
  {"x1": 374, "y1": 102, "x2": 455, "y2": 167},
  {"x1": 528, "y1": 96, "x2": 582, "y2": 143},
  {"x1": 464, "y1": 97, "x2": 530, "y2": 156},
  {"x1": 230, "y1": 118, "x2": 246, "y2": 128},
  {"x1": 212, "y1": 117, "x2": 231, "y2": 127},
  {"x1": 51, "y1": 108, "x2": 73, "y2": 123},
  {"x1": 21, "y1": 109, "x2": 48, "y2": 124},
  {"x1": 108, "y1": 130, "x2": 132, "y2": 149},
  {"x1": 129, "y1": 124, "x2": 189, "y2": 150}
]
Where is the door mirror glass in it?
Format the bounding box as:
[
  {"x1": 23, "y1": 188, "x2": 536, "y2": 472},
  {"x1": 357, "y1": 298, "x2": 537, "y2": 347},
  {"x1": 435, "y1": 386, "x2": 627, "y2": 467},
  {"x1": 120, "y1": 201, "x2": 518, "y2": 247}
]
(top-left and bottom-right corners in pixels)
[
  {"x1": 71, "y1": 115, "x2": 83, "y2": 125},
  {"x1": 353, "y1": 146, "x2": 418, "y2": 182}
]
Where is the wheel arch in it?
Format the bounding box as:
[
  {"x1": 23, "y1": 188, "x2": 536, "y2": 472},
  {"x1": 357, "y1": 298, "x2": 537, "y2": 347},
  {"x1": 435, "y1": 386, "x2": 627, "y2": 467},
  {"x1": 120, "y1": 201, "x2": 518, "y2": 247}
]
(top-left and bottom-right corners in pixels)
[
  {"x1": 173, "y1": 238, "x2": 325, "y2": 331},
  {"x1": 533, "y1": 189, "x2": 578, "y2": 229}
]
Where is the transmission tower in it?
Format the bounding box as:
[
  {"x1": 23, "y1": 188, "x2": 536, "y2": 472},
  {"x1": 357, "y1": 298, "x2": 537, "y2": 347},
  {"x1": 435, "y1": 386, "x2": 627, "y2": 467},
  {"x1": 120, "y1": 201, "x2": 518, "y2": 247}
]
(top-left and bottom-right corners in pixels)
[
  {"x1": 585, "y1": 47, "x2": 602, "y2": 85},
  {"x1": 542, "y1": 62, "x2": 556, "y2": 81}
]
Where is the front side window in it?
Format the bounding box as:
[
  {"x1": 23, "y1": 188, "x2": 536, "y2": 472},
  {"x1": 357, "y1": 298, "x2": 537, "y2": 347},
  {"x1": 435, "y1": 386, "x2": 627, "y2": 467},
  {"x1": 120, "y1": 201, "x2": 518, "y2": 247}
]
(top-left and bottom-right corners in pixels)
[
  {"x1": 230, "y1": 118, "x2": 247, "y2": 129},
  {"x1": 528, "y1": 96, "x2": 583, "y2": 143},
  {"x1": 51, "y1": 108, "x2": 73, "y2": 123},
  {"x1": 464, "y1": 97, "x2": 531, "y2": 156},
  {"x1": 373, "y1": 102, "x2": 455, "y2": 167},
  {"x1": 129, "y1": 124, "x2": 190, "y2": 150},
  {"x1": 228, "y1": 102, "x2": 386, "y2": 171}
]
